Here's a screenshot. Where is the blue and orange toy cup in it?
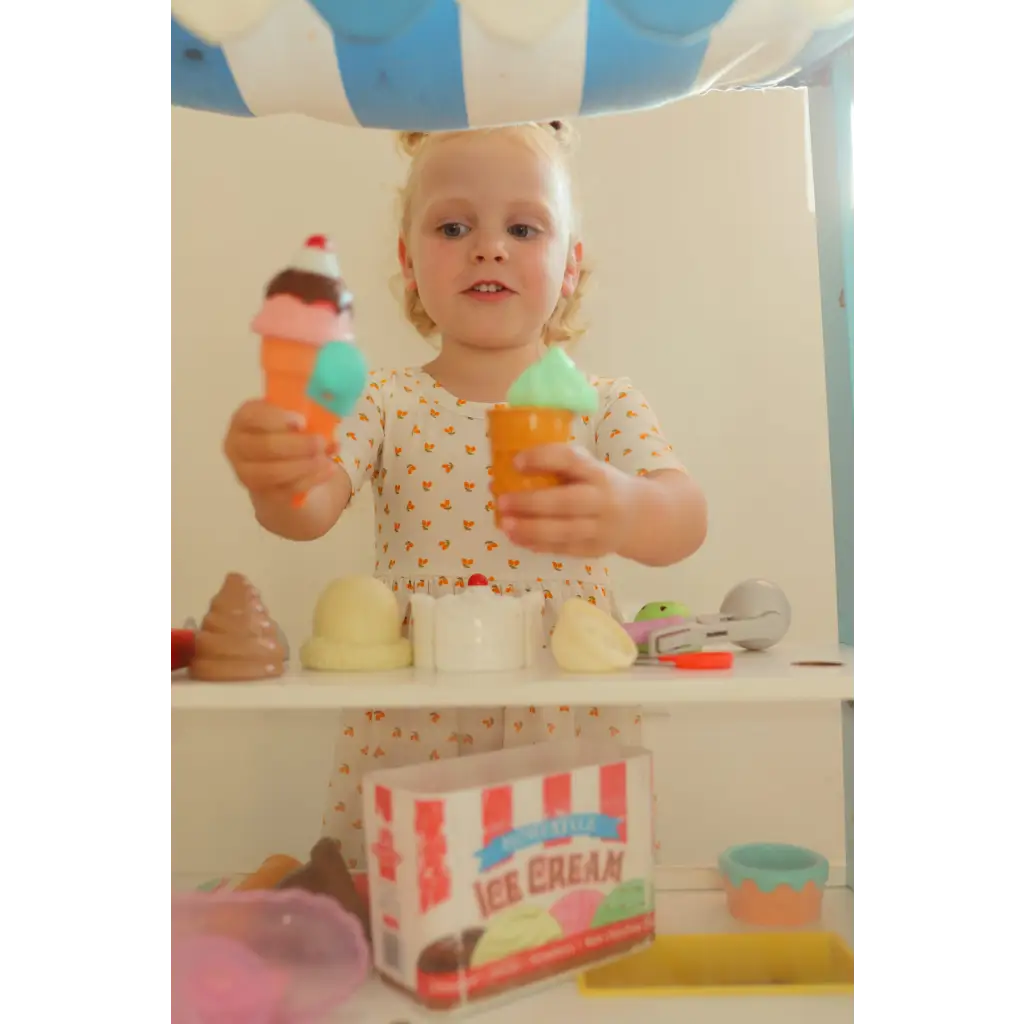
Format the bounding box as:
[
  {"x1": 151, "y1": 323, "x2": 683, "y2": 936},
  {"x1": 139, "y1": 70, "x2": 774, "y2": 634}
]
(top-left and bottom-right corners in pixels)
[{"x1": 718, "y1": 843, "x2": 829, "y2": 927}]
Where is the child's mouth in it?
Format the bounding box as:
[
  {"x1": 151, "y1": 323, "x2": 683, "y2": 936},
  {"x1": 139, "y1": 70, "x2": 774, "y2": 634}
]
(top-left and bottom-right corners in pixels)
[{"x1": 464, "y1": 282, "x2": 514, "y2": 302}]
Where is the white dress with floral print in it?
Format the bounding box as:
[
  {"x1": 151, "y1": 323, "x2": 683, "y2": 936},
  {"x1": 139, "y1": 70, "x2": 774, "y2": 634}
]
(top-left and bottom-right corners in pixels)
[{"x1": 321, "y1": 367, "x2": 684, "y2": 870}]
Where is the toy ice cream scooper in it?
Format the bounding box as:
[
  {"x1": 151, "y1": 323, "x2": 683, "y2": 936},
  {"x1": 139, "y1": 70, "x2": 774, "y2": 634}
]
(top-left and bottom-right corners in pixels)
[
  {"x1": 630, "y1": 579, "x2": 792, "y2": 663},
  {"x1": 488, "y1": 347, "x2": 598, "y2": 526}
]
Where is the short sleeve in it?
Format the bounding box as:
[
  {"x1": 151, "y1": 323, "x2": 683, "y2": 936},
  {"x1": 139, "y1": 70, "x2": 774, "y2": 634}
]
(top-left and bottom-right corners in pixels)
[
  {"x1": 333, "y1": 367, "x2": 389, "y2": 491},
  {"x1": 593, "y1": 378, "x2": 686, "y2": 477}
]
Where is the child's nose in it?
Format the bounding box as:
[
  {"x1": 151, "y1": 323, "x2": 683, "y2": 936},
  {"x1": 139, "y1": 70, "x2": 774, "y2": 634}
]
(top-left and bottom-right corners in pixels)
[{"x1": 472, "y1": 233, "x2": 508, "y2": 263}]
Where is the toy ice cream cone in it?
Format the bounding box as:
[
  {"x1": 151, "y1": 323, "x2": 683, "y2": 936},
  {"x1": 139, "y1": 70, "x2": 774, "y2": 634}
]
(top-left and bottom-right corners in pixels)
[
  {"x1": 261, "y1": 336, "x2": 339, "y2": 443},
  {"x1": 488, "y1": 348, "x2": 599, "y2": 526},
  {"x1": 252, "y1": 235, "x2": 368, "y2": 506},
  {"x1": 488, "y1": 406, "x2": 574, "y2": 524},
  {"x1": 234, "y1": 854, "x2": 303, "y2": 892},
  {"x1": 253, "y1": 235, "x2": 365, "y2": 444}
]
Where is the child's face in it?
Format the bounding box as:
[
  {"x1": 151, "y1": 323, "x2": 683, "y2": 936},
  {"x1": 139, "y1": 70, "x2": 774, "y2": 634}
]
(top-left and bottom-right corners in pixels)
[{"x1": 400, "y1": 130, "x2": 581, "y2": 350}]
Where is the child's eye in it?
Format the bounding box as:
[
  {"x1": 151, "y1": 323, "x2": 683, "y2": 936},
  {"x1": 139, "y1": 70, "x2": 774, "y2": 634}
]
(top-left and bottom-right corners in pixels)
[
  {"x1": 508, "y1": 224, "x2": 539, "y2": 239},
  {"x1": 439, "y1": 223, "x2": 469, "y2": 239}
]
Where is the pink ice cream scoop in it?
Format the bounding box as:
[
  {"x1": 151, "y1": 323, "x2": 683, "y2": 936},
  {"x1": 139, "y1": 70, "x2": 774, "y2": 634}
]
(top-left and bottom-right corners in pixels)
[
  {"x1": 251, "y1": 293, "x2": 354, "y2": 346},
  {"x1": 549, "y1": 889, "x2": 605, "y2": 936},
  {"x1": 251, "y1": 235, "x2": 355, "y2": 346}
]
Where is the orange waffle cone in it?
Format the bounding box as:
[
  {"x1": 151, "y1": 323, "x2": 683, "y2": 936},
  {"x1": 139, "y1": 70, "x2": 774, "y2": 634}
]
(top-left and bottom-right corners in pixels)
[
  {"x1": 261, "y1": 336, "x2": 340, "y2": 443},
  {"x1": 487, "y1": 406, "x2": 574, "y2": 525},
  {"x1": 202, "y1": 854, "x2": 305, "y2": 937},
  {"x1": 233, "y1": 854, "x2": 304, "y2": 892}
]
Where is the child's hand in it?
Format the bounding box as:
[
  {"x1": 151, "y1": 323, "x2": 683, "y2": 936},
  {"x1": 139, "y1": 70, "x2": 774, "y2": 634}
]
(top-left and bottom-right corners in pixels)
[
  {"x1": 496, "y1": 445, "x2": 632, "y2": 558},
  {"x1": 223, "y1": 400, "x2": 337, "y2": 498}
]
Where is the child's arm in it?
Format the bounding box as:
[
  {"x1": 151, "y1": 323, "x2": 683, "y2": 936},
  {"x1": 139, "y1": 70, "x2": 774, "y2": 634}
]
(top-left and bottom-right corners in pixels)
[
  {"x1": 615, "y1": 467, "x2": 707, "y2": 567},
  {"x1": 591, "y1": 379, "x2": 706, "y2": 566},
  {"x1": 497, "y1": 379, "x2": 707, "y2": 567},
  {"x1": 258, "y1": 368, "x2": 390, "y2": 540},
  {"x1": 251, "y1": 470, "x2": 353, "y2": 542}
]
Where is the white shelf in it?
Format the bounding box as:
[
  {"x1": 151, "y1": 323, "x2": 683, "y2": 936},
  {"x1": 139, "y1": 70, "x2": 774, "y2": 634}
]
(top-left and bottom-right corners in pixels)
[
  {"x1": 171, "y1": 645, "x2": 852, "y2": 710},
  {"x1": 171, "y1": 884, "x2": 852, "y2": 1023}
]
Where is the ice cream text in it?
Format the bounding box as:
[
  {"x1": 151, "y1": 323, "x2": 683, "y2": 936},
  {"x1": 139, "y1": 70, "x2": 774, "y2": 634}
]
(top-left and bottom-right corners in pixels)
[{"x1": 472, "y1": 849, "x2": 624, "y2": 920}]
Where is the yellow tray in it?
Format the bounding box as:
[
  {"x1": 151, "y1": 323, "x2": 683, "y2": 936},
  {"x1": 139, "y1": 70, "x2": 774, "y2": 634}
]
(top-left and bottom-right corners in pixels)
[{"x1": 578, "y1": 931, "x2": 854, "y2": 997}]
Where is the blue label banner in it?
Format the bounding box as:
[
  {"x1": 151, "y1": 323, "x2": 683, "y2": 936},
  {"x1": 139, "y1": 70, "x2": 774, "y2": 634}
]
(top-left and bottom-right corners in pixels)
[{"x1": 474, "y1": 813, "x2": 622, "y2": 870}]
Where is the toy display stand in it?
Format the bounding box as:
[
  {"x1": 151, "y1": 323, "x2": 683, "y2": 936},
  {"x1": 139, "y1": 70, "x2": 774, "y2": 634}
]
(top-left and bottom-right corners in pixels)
[{"x1": 171, "y1": 2, "x2": 854, "y2": 1016}]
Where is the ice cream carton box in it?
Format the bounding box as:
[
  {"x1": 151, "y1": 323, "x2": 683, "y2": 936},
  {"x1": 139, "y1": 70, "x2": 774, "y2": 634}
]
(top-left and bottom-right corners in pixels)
[{"x1": 362, "y1": 739, "x2": 655, "y2": 1012}]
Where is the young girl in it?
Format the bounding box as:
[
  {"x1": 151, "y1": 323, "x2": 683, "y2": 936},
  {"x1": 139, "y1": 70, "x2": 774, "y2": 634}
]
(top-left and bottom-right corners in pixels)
[{"x1": 223, "y1": 121, "x2": 707, "y2": 871}]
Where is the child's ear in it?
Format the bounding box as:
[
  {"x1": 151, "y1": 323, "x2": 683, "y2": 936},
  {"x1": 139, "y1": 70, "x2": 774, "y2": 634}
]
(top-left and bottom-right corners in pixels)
[
  {"x1": 398, "y1": 236, "x2": 416, "y2": 290},
  {"x1": 561, "y1": 240, "x2": 584, "y2": 297}
]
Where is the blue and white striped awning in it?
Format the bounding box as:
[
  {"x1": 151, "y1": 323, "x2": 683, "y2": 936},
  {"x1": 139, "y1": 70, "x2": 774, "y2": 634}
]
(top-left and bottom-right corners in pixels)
[{"x1": 171, "y1": 0, "x2": 853, "y2": 129}]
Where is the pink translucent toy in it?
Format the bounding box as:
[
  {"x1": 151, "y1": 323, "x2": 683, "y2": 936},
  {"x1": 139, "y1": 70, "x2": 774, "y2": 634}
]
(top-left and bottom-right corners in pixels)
[
  {"x1": 172, "y1": 888, "x2": 369, "y2": 1024},
  {"x1": 620, "y1": 617, "x2": 687, "y2": 645}
]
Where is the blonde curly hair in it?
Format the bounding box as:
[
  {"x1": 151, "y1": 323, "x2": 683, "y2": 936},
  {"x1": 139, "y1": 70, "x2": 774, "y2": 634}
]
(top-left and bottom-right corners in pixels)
[{"x1": 394, "y1": 121, "x2": 591, "y2": 347}]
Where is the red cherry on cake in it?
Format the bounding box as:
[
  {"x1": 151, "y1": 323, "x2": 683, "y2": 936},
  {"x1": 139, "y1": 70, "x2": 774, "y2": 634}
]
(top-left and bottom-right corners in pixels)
[{"x1": 467, "y1": 573, "x2": 489, "y2": 587}]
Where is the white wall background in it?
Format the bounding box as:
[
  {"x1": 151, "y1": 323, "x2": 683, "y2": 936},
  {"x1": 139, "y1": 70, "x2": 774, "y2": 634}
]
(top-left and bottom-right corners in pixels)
[{"x1": 171, "y1": 89, "x2": 844, "y2": 879}]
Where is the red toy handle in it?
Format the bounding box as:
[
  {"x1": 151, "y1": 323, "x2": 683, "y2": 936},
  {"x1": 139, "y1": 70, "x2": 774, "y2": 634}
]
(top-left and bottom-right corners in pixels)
[
  {"x1": 172, "y1": 629, "x2": 196, "y2": 671},
  {"x1": 659, "y1": 651, "x2": 734, "y2": 670}
]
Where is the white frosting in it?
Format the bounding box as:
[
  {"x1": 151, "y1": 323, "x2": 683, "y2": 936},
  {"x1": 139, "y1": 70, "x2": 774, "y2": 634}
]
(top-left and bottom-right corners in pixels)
[
  {"x1": 456, "y1": 0, "x2": 583, "y2": 47},
  {"x1": 290, "y1": 243, "x2": 341, "y2": 279},
  {"x1": 411, "y1": 588, "x2": 544, "y2": 672},
  {"x1": 172, "y1": 0, "x2": 278, "y2": 45}
]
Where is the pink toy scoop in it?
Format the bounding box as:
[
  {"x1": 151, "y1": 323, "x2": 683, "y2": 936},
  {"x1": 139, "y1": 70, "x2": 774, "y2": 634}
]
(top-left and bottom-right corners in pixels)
[{"x1": 172, "y1": 888, "x2": 370, "y2": 1024}]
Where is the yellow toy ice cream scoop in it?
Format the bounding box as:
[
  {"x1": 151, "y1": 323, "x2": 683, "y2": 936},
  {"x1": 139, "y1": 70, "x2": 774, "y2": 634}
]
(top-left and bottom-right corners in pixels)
[
  {"x1": 300, "y1": 576, "x2": 412, "y2": 671},
  {"x1": 469, "y1": 904, "x2": 563, "y2": 967}
]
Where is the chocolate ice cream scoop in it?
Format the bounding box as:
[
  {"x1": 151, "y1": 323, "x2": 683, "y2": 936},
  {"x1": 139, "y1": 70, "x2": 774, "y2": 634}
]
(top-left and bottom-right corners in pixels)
[
  {"x1": 277, "y1": 838, "x2": 371, "y2": 941},
  {"x1": 189, "y1": 573, "x2": 285, "y2": 681}
]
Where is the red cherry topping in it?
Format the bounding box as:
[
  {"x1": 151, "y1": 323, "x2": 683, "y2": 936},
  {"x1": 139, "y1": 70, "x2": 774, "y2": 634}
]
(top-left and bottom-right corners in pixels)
[
  {"x1": 467, "y1": 573, "x2": 489, "y2": 587},
  {"x1": 305, "y1": 234, "x2": 331, "y2": 250}
]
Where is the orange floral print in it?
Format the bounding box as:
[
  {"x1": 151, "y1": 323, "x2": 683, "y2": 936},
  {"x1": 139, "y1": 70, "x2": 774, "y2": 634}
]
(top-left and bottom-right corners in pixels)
[
  {"x1": 464, "y1": 481, "x2": 475, "y2": 491},
  {"x1": 508, "y1": 558, "x2": 520, "y2": 568},
  {"x1": 463, "y1": 520, "x2": 475, "y2": 531},
  {"x1": 444, "y1": 426, "x2": 456, "y2": 435},
  {"x1": 440, "y1": 499, "x2": 452, "y2": 510},
  {"x1": 465, "y1": 445, "x2": 476, "y2": 454},
  {"x1": 461, "y1": 558, "x2": 474, "y2": 568},
  {"x1": 418, "y1": 557, "x2": 429, "y2": 568},
  {"x1": 406, "y1": 500, "x2": 415, "y2": 511},
  {"x1": 422, "y1": 480, "x2": 433, "y2": 490},
  {"x1": 424, "y1": 442, "x2": 435, "y2": 452},
  {"x1": 439, "y1": 540, "x2": 450, "y2": 550},
  {"x1": 442, "y1": 462, "x2": 454, "y2": 473}
]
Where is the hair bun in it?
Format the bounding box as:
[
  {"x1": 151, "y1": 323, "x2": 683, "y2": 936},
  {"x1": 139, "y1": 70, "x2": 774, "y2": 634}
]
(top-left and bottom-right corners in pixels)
[
  {"x1": 545, "y1": 119, "x2": 577, "y2": 152},
  {"x1": 397, "y1": 131, "x2": 428, "y2": 157}
]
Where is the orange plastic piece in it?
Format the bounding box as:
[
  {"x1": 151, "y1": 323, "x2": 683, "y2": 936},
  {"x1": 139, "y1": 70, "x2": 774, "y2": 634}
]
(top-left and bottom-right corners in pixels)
[
  {"x1": 487, "y1": 406, "x2": 574, "y2": 525},
  {"x1": 262, "y1": 336, "x2": 340, "y2": 443},
  {"x1": 659, "y1": 652, "x2": 734, "y2": 670},
  {"x1": 233, "y1": 854, "x2": 304, "y2": 892},
  {"x1": 723, "y1": 877, "x2": 824, "y2": 927}
]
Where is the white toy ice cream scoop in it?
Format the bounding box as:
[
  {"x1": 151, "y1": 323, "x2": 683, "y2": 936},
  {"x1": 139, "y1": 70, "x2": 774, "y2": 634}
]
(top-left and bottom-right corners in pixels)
[{"x1": 550, "y1": 599, "x2": 638, "y2": 673}]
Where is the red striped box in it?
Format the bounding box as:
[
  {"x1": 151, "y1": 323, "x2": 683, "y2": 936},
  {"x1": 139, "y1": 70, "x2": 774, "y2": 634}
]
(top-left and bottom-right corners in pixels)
[{"x1": 363, "y1": 740, "x2": 654, "y2": 1012}]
